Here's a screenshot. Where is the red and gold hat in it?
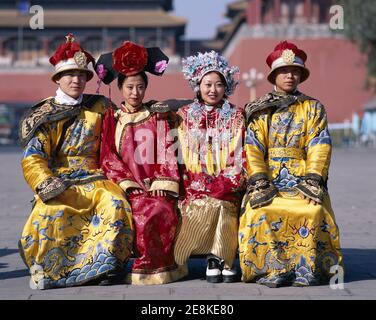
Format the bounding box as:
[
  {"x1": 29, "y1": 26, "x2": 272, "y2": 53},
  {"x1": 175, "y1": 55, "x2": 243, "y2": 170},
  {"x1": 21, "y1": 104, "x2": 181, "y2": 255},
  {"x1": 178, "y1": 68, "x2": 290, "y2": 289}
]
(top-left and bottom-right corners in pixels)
[
  {"x1": 49, "y1": 34, "x2": 95, "y2": 82},
  {"x1": 266, "y1": 41, "x2": 310, "y2": 84}
]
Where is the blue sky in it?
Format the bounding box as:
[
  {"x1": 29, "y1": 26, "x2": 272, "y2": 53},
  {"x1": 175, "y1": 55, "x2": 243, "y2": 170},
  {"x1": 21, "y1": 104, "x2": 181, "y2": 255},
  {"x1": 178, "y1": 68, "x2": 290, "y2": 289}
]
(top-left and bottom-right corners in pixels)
[{"x1": 172, "y1": 0, "x2": 234, "y2": 39}]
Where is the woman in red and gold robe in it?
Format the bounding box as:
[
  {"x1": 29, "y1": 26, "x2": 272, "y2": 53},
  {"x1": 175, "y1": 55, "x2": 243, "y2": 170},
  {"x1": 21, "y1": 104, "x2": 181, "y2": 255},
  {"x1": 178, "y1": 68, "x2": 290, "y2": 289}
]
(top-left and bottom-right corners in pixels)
[
  {"x1": 98, "y1": 41, "x2": 186, "y2": 284},
  {"x1": 173, "y1": 51, "x2": 246, "y2": 283}
]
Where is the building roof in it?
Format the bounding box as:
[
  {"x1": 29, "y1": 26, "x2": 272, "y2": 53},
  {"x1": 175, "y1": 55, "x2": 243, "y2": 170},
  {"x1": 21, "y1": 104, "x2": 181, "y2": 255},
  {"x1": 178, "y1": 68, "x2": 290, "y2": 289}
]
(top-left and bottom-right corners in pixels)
[
  {"x1": 203, "y1": 40, "x2": 224, "y2": 51},
  {"x1": 217, "y1": 24, "x2": 233, "y2": 38},
  {"x1": 206, "y1": 12, "x2": 246, "y2": 52},
  {"x1": 1, "y1": 0, "x2": 174, "y2": 11},
  {"x1": 0, "y1": 9, "x2": 186, "y2": 28},
  {"x1": 207, "y1": 0, "x2": 247, "y2": 52},
  {"x1": 227, "y1": 0, "x2": 248, "y2": 18}
]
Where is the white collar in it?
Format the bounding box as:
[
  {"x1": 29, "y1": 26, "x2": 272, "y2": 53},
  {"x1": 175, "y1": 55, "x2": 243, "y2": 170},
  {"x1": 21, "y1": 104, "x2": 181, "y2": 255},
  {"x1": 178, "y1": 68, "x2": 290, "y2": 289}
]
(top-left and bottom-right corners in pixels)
[
  {"x1": 204, "y1": 104, "x2": 214, "y2": 112},
  {"x1": 273, "y1": 85, "x2": 299, "y2": 95},
  {"x1": 54, "y1": 87, "x2": 83, "y2": 106}
]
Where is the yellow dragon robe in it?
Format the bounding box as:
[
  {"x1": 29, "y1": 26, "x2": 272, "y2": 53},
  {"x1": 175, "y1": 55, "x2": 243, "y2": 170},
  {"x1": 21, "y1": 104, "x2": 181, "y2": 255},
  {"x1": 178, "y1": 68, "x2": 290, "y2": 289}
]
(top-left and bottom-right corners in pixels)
[
  {"x1": 19, "y1": 95, "x2": 133, "y2": 289},
  {"x1": 239, "y1": 91, "x2": 343, "y2": 287}
]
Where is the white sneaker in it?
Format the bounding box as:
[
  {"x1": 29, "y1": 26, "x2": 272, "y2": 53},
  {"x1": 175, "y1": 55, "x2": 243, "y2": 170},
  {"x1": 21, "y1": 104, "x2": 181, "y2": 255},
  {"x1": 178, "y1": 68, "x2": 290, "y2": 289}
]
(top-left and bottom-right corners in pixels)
[{"x1": 222, "y1": 267, "x2": 238, "y2": 283}]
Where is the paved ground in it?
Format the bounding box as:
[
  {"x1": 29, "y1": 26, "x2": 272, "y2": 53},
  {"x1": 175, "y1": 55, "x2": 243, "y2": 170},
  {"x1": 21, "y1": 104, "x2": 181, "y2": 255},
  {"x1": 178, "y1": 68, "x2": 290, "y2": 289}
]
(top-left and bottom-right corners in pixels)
[{"x1": 0, "y1": 147, "x2": 375, "y2": 301}]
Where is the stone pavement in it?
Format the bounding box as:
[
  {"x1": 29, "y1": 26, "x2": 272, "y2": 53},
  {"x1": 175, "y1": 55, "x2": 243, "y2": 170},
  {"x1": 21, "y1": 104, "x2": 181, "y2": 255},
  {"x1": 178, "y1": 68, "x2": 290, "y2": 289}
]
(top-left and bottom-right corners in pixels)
[{"x1": 0, "y1": 147, "x2": 375, "y2": 300}]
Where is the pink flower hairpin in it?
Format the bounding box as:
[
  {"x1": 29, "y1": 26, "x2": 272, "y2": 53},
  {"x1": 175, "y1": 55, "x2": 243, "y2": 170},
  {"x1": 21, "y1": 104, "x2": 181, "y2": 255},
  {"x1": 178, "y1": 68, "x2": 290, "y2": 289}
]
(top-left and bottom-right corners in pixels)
[
  {"x1": 155, "y1": 60, "x2": 168, "y2": 74},
  {"x1": 96, "y1": 64, "x2": 107, "y2": 94}
]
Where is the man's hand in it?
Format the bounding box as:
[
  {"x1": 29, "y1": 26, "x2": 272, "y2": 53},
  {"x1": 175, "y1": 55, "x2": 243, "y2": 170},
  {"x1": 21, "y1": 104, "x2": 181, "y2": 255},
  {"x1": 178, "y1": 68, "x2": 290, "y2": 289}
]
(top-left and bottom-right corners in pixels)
[{"x1": 299, "y1": 193, "x2": 318, "y2": 205}]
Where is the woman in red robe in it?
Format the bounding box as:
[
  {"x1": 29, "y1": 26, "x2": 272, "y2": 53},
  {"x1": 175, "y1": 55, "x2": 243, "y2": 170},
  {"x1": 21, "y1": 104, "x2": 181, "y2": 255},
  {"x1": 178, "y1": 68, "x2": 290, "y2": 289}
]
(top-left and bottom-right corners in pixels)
[{"x1": 98, "y1": 42, "x2": 186, "y2": 284}]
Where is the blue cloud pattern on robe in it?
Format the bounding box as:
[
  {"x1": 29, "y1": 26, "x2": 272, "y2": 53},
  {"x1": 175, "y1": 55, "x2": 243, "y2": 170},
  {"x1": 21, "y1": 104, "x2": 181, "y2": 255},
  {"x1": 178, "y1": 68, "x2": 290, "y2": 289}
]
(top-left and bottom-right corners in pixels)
[
  {"x1": 308, "y1": 127, "x2": 332, "y2": 148},
  {"x1": 23, "y1": 137, "x2": 47, "y2": 159},
  {"x1": 272, "y1": 166, "x2": 302, "y2": 190},
  {"x1": 245, "y1": 128, "x2": 265, "y2": 153}
]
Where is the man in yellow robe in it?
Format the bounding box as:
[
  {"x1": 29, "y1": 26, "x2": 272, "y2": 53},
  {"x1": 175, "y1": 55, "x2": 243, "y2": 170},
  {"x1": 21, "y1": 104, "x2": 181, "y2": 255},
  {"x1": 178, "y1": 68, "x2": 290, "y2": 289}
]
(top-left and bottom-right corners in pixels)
[
  {"x1": 18, "y1": 34, "x2": 133, "y2": 289},
  {"x1": 239, "y1": 41, "x2": 343, "y2": 287}
]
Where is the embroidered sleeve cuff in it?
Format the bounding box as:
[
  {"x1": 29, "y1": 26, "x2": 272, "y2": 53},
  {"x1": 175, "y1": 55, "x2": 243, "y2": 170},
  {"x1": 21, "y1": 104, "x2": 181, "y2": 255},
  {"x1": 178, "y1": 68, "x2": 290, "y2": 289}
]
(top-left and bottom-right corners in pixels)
[
  {"x1": 149, "y1": 179, "x2": 179, "y2": 196},
  {"x1": 304, "y1": 173, "x2": 324, "y2": 185},
  {"x1": 248, "y1": 173, "x2": 269, "y2": 185},
  {"x1": 246, "y1": 173, "x2": 269, "y2": 193},
  {"x1": 295, "y1": 175, "x2": 324, "y2": 204},
  {"x1": 119, "y1": 180, "x2": 142, "y2": 193},
  {"x1": 248, "y1": 179, "x2": 278, "y2": 209},
  {"x1": 36, "y1": 176, "x2": 67, "y2": 203}
]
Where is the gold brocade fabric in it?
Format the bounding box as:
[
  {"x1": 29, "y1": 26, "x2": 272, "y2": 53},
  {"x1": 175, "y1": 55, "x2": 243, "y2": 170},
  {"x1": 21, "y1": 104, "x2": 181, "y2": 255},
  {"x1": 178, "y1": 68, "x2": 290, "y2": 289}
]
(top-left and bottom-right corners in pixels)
[
  {"x1": 20, "y1": 181, "x2": 133, "y2": 288},
  {"x1": 125, "y1": 265, "x2": 188, "y2": 285},
  {"x1": 19, "y1": 97, "x2": 134, "y2": 289},
  {"x1": 177, "y1": 103, "x2": 244, "y2": 177},
  {"x1": 174, "y1": 197, "x2": 239, "y2": 269},
  {"x1": 240, "y1": 95, "x2": 343, "y2": 285},
  {"x1": 239, "y1": 193, "x2": 342, "y2": 284},
  {"x1": 21, "y1": 101, "x2": 107, "y2": 190},
  {"x1": 244, "y1": 96, "x2": 331, "y2": 182}
]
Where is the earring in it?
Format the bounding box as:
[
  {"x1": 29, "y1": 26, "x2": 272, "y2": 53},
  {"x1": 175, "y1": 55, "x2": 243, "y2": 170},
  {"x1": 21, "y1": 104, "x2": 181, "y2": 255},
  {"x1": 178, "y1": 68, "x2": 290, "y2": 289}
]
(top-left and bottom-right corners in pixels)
[{"x1": 222, "y1": 99, "x2": 231, "y2": 109}]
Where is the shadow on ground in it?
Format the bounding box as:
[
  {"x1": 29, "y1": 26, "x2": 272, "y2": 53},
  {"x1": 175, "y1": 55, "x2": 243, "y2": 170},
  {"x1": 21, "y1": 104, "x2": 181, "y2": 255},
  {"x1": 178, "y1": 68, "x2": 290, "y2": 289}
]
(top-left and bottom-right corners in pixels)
[
  {"x1": 0, "y1": 248, "x2": 375, "y2": 283},
  {"x1": 0, "y1": 248, "x2": 19, "y2": 258},
  {"x1": 0, "y1": 248, "x2": 28, "y2": 280},
  {"x1": 0, "y1": 269, "x2": 29, "y2": 280},
  {"x1": 342, "y1": 248, "x2": 376, "y2": 283},
  {"x1": 181, "y1": 249, "x2": 376, "y2": 284}
]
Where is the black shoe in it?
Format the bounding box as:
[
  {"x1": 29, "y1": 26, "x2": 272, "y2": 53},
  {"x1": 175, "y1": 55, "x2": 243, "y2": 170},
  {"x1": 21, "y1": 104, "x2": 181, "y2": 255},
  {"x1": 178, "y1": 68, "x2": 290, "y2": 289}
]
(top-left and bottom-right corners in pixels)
[
  {"x1": 206, "y1": 257, "x2": 222, "y2": 283},
  {"x1": 256, "y1": 272, "x2": 295, "y2": 288},
  {"x1": 292, "y1": 276, "x2": 321, "y2": 287},
  {"x1": 98, "y1": 269, "x2": 127, "y2": 286}
]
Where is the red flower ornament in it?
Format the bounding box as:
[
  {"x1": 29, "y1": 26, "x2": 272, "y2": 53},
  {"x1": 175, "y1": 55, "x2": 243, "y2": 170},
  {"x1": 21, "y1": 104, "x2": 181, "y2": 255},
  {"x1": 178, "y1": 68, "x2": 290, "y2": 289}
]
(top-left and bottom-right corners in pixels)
[{"x1": 112, "y1": 41, "x2": 148, "y2": 76}]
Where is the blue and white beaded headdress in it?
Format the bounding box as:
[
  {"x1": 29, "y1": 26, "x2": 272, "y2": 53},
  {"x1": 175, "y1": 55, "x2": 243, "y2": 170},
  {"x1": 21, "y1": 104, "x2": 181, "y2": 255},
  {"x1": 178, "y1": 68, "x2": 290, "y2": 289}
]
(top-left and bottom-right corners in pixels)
[{"x1": 182, "y1": 51, "x2": 239, "y2": 96}]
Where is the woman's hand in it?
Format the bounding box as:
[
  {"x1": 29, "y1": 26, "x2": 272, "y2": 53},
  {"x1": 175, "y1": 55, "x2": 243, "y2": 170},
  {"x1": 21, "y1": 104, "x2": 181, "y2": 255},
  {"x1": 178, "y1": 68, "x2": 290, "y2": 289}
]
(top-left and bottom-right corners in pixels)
[
  {"x1": 129, "y1": 188, "x2": 143, "y2": 196},
  {"x1": 151, "y1": 190, "x2": 167, "y2": 197}
]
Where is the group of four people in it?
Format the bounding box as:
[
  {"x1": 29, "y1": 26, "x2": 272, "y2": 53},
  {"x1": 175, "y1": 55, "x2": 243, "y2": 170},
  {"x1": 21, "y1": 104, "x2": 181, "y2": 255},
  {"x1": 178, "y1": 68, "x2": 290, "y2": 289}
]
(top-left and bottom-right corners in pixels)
[{"x1": 18, "y1": 34, "x2": 343, "y2": 290}]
